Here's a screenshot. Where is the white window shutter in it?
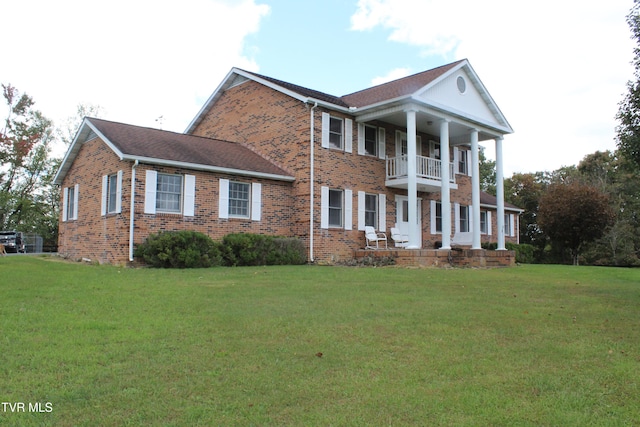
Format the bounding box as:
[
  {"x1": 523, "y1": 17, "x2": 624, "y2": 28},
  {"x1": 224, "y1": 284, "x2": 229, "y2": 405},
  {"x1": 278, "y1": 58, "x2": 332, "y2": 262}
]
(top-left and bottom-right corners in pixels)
[
  {"x1": 62, "y1": 187, "x2": 69, "y2": 222},
  {"x1": 378, "y1": 193, "x2": 386, "y2": 232},
  {"x1": 357, "y1": 191, "x2": 365, "y2": 231},
  {"x1": 453, "y1": 147, "x2": 459, "y2": 174},
  {"x1": 467, "y1": 150, "x2": 472, "y2": 176},
  {"x1": 73, "y1": 184, "x2": 79, "y2": 220},
  {"x1": 320, "y1": 186, "x2": 329, "y2": 229},
  {"x1": 218, "y1": 178, "x2": 229, "y2": 219},
  {"x1": 357, "y1": 123, "x2": 365, "y2": 156},
  {"x1": 344, "y1": 189, "x2": 353, "y2": 230},
  {"x1": 184, "y1": 174, "x2": 196, "y2": 217},
  {"x1": 345, "y1": 119, "x2": 353, "y2": 153},
  {"x1": 487, "y1": 211, "x2": 492, "y2": 236},
  {"x1": 378, "y1": 128, "x2": 386, "y2": 159},
  {"x1": 454, "y1": 203, "x2": 460, "y2": 233},
  {"x1": 251, "y1": 183, "x2": 262, "y2": 221},
  {"x1": 469, "y1": 204, "x2": 473, "y2": 232},
  {"x1": 510, "y1": 213, "x2": 515, "y2": 237},
  {"x1": 430, "y1": 200, "x2": 437, "y2": 234},
  {"x1": 144, "y1": 170, "x2": 157, "y2": 214},
  {"x1": 116, "y1": 170, "x2": 123, "y2": 213},
  {"x1": 321, "y1": 112, "x2": 330, "y2": 149},
  {"x1": 101, "y1": 175, "x2": 108, "y2": 216}
]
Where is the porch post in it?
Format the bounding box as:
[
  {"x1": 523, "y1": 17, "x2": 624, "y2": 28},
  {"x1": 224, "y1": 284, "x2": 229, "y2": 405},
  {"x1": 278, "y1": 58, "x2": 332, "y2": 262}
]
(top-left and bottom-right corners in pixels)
[
  {"x1": 406, "y1": 108, "x2": 419, "y2": 249},
  {"x1": 470, "y1": 129, "x2": 481, "y2": 249},
  {"x1": 440, "y1": 119, "x2": 451, "y2": 250},
  {"x1": 495, "y1": 136, "x2": 506, "y2": 250}
]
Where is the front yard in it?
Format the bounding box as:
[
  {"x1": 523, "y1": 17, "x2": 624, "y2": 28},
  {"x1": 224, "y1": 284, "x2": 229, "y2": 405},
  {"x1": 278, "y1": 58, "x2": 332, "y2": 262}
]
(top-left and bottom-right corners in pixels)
[{"x1": 1, "y1": 257, "x2": 638, "y2": 425}]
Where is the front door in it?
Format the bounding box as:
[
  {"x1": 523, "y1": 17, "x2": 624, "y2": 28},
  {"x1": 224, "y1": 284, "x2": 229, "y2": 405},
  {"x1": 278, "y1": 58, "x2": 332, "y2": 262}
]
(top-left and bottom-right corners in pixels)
[{"x1": 396, "y1": 195, "x2": 422, "y2": 248}]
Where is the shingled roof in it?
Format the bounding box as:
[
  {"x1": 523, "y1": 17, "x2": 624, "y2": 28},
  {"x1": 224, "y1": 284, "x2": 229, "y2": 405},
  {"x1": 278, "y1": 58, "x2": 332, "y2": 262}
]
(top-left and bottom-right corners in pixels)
[{"x1": 54, "y1": 118, "x2": 294, "y2": 184}]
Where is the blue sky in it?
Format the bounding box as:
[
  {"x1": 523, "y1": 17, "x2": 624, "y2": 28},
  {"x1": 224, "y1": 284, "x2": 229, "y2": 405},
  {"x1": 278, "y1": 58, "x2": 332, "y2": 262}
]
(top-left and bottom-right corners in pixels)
[{"x1": 2, "y1": 0, "x2": 635, "y2": 175}]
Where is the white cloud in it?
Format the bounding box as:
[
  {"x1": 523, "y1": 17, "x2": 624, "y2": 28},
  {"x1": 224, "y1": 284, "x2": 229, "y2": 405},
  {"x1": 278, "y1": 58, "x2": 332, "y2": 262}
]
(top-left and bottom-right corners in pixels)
[
  {"x1": 351, "y1": 0, "x2": 635, "y2": 174},
  {"x1": 3, "y1": 0, "x2": 270, "y2": 144}
]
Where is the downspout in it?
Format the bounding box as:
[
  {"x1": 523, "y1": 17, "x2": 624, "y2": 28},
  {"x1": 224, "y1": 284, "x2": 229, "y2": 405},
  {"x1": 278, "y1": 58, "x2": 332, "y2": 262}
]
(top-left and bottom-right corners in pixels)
[
  {"x1": 128, "y1": 160, "x2": 139, "y2": 262},
  {"x1": 309, "y1": 102, "x2": 318, "y2": 262}
]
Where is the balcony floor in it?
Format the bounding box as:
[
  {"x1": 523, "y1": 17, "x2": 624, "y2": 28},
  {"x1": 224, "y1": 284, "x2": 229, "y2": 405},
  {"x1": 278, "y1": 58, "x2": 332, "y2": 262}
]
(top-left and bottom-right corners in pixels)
[{"x1": 385, "y1": 177, "x2": 458, "y2": 192}]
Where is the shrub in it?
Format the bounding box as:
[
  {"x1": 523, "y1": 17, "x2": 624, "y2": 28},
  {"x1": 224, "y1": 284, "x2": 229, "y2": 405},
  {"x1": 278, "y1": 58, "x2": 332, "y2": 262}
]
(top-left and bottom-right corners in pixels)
[
  {"x1": 135, "y1": 231, "x2": 222, "y2": 268},
  {"x1": 221, "y1": 233, "x2": 306, "y2": 266},
  {"x1": 506, "y1": 242, "x2": 535, "y2": 264}
]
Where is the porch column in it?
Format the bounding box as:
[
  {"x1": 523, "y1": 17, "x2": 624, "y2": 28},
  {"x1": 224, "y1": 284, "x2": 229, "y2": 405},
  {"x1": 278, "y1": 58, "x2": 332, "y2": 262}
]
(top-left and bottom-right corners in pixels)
[
  {"x1": 470, "y1": 129, "x2": 481, "y2": 249},
  {"x1": 440, "y1": 119, "x2": 451, "y2": 250},
  {"x1": 406, "y1": 108, "x2": 419, "y2": 249},
  {"x1": 495, "y1": 136, "x2": 506, "y2": 250}
]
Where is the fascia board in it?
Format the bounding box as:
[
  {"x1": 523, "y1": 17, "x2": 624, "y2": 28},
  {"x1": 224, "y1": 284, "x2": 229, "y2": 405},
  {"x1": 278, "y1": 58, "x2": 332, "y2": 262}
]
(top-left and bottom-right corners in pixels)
[
  {"x1": 184, "y1": 67, "x2": 239, "y2": 134},
  {"x1": 53, "y1": 118, "x2": 125, "y2": 184},
  {"x1": 480, "y1": 203, "x2": 524, "y2": 213},
  {"x1": 123, "y1": 155, "x2": 296, "y2": 182}
]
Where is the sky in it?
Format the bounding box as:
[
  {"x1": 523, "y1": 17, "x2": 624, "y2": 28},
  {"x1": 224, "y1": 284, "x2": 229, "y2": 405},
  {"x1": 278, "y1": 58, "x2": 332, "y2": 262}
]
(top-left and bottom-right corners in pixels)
[{"x1": 2, "y1": 0, "x2": 635, "y2": 176}]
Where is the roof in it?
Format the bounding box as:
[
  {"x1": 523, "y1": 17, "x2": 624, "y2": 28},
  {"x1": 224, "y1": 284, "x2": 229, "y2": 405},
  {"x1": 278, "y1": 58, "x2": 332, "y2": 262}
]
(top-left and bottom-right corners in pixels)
[
  {"x1": 480, "y1": 191, "x2": 523, "y2": 212},
  {"x1": 186, "y1": 59, "x2": 512, "y2": 135},
  {"x1": 54, "y1": 118, "x2": 294, "y2": 184}
]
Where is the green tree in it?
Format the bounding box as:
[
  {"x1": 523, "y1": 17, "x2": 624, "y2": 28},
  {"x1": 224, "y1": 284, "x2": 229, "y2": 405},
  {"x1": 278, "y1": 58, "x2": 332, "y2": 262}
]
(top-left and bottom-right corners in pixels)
[
  {"x1": 478, "y1": 146, "x2": 496, "y2": 194},
  {"x1": 538, "y1": 182, "x2": 615, "y2": 265},
  {"x1": 0, "y1": 84, "x2": 57, "y2": 246},
  {"x1": 616, "y1": 0, "x2": 640, "y2": 168}
]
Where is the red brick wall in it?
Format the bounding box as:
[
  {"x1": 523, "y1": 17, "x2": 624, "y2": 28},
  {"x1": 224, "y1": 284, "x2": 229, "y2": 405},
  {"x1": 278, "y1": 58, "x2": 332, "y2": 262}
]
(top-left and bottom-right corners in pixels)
[{"x1": 58, "y1": 137, "x2": 295, "y2": 265}]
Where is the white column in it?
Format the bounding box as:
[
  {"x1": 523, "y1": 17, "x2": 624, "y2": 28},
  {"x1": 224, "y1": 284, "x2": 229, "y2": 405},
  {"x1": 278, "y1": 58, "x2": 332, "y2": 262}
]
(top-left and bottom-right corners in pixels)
[
  {"x1": 470, "y1": 129, "x2": 481, "y2": 249},
  {"x1": 495, "y1": 136, "x2": 506, "y2": 250},
  {"x1": 406, "y1": 109, "x2": 419, "y2": 249},
  {"x1": 440, "y1": 119, "x2": 451, "y2": 250}
]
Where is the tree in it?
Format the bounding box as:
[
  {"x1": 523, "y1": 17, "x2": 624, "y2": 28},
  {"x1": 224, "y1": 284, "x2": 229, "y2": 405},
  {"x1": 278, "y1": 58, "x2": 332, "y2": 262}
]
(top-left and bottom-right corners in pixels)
[
  {"x1": 478, "y1": 146, "x2": 496, "y2": 193},
  {"x1": 538, "y1": 182, "x2": 615, "y2": 265},
  {"x1": 616, "y1": 0, "x2": 640, "y2": 168},
  {"x1": 0, "y1": 84, "x2": 57, "y2": 246}
]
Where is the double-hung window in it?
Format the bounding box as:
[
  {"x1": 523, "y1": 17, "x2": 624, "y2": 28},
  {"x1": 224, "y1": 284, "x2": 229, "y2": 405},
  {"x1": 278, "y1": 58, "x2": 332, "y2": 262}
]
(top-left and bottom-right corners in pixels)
[
  {"x1": 102, "y1": 171, "x2": 123, "y2": 215},
  {"x1": 62, "y1": 184, "x2": 79, "y2": 221},
  {"x1": 364, "y1": 125, "x2": 377, "y2": 156},
  {"x1": 328, "y1": 189, "x2": 343, "y2": 227},
  {"x1": 329, "y1": 117, "x2": 343, "y2": 149},
  {"x1": 156, "y1": 174, "x2": 183, "y2": 213},
  {"x1": 228, "y1": 181, "x2": 251, "y2": 218},
  {"x1": 364, "y1": 193, "x2": 377, "y2": 228},
  {"x1": 435, "y1": 202, "x2": 442, "y2": 233},
  {"x1": 480, "y1": 211, "x2": 488, "y2": 234},
  {"x1": 107, "y1": 174, "x2": 118, "y2": 213},
  {"x1": 458, "y1": 149, "x2": 468, "y2": 175},
  {"x1": 459, "y1": 205, "x2": 470, "y2": 233}
]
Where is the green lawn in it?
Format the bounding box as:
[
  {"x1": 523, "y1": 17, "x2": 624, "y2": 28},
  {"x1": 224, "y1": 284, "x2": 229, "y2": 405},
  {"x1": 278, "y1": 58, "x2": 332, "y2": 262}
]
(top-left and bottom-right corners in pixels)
[{"x1": 1, "y1": 257, "x2": 639, "y2": 426}]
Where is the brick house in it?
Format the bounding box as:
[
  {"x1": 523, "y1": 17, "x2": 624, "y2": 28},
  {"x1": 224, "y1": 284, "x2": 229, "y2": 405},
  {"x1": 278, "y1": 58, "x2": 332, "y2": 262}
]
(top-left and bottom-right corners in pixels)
[{"x1": 55, "y1": 59, "x2": 521, "y2": 265}]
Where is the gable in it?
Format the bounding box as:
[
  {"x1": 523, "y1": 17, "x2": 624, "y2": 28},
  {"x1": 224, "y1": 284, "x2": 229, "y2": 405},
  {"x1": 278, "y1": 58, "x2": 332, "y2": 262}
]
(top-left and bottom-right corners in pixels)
[{"x1": 415, "y1": 64, "x2": 511, "y2": 131}]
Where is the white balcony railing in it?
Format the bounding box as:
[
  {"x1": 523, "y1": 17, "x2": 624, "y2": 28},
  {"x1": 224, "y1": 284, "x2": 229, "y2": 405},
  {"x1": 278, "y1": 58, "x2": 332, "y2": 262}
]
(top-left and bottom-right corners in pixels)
[{"x1": 386, "y1": 155, "x2": 456, "y2": 183}]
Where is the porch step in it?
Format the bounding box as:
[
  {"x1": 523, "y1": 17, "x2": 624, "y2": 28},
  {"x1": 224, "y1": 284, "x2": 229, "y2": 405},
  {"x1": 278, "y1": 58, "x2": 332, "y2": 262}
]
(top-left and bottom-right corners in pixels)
[{"x1": 353, "y1": 248, "x2": 515, "y2": 268}]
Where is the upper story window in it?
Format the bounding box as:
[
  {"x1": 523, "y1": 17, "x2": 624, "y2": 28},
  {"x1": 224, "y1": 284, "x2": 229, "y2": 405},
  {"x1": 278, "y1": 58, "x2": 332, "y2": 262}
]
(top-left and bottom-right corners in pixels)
[
  {"x1": 458, "y1": 149, "x2": 468, "y2": 175},
  {"x1": 364, "y1": 125, "x2": 377, "y2": 157},
  {"x1": 321, "y1": 112, "x2": 353, "y2": 153},
  {"x1": 329, "y1": 117, "x2": 343, "y2": 149}
]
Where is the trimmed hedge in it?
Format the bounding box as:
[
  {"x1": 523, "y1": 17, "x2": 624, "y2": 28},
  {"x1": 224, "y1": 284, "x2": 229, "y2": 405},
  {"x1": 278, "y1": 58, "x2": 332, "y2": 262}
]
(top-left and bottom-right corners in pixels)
[
  {"x1": 135, "y1": 231, "x2": 307, "y2": 268},
  {"x1": 134, "y1": 230, "x2": 222, "y2": 268}
]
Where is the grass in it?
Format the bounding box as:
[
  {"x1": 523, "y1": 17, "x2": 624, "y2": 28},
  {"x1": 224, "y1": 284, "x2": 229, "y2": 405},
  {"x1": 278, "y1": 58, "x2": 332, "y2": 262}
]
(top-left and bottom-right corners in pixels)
[{"x1": 1, "y1": 256, "x2": 639, "y2": 426}]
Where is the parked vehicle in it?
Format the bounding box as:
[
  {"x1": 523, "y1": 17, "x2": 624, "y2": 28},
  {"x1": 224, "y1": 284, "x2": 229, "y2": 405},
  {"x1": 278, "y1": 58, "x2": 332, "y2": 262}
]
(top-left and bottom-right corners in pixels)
[{"x1": 0, "y1": 231, "x2": 26, "y2": 253}]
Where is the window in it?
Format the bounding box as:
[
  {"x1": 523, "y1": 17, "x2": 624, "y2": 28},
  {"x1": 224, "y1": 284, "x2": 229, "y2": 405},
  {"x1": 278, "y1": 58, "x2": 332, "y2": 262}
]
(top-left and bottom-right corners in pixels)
[
  {"x1": 102, "y1": 171, "x2": 122, "y2": 215},
  {"x1": 228, "y1": 181, "x2": 250, "y2": 218},
  {"x1": 435, "y1": 202, "x2": 442, "y2": 233},
  {"x1": 329, "y1": 117, "x2": 343, "y2": 149},
  {"x1": 156, "y1": 174, "x2": 183, "y2": 213},
  {"x1": 67, "y1": 186, "x2": 76, "y2": 220},
  {"x1": 480, "y1": 211, "x2": 488, "y2": 234},
  {"x1": 218, "y1": 179, "x2": 261, "y2": 221},
  {"x1": 144, "y1": 171, "x2": 195, "y2": 216},
  {"x1": 458, "y1": 149, "x2": 468, "y2": 175},
  {"x1": 364, "y1": 125, "x2": 377, "y2": 156},
  {"x1": 459, "y1": 205, "x2": 469, "y2": 233},
  {"x1": 328, "y1": 189, "x2": 343, "y2": 227},
  {"x1": 504, "y1": 213, "x2": 514, "y2": 237},
  {"x1": 364, "y1": 194, "x2": 377, "y2": 228}
]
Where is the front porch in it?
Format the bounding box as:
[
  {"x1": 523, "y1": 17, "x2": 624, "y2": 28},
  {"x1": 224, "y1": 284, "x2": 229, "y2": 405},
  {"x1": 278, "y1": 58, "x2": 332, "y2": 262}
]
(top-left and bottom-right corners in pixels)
[{"x1": 353, "y1": 248, "x2": 516, "y2": 268}]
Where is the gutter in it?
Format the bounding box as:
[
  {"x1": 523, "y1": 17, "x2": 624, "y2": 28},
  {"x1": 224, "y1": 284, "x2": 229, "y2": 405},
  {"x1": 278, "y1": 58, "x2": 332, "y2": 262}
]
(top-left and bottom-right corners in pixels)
[{"x1": 129, "y1": 160, "x2": 139, "y2": 262}]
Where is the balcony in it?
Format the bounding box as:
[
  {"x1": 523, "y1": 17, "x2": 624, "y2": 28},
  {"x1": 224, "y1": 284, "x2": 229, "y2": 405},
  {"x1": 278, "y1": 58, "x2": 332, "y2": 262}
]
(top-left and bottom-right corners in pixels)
[{"x1": 385, "y1": 155, "x2": 457, "y2": 192}]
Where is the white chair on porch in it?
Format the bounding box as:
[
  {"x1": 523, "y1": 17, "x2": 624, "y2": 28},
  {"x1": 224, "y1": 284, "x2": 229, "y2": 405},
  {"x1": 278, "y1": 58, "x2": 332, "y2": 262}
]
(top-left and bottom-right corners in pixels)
[
  {"x1": 390, "y1": 227, "x2": 409, "y2": 248},
  {"x1": 364, "y1": 226, "x2": 388, "y2": 249}
]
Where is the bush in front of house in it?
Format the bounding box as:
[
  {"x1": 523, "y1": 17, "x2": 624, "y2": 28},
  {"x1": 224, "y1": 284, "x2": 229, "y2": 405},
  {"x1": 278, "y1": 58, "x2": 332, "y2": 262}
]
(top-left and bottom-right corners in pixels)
[
  {"x1": 221, "y1": 233, "x2": 307, "y2": 266},
  {"x1": 481, "y1": 242, "x2": 535, "y2": 264},
  {"x1": 135, "y1": 230, "x2": 222, "y2": 268}
]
